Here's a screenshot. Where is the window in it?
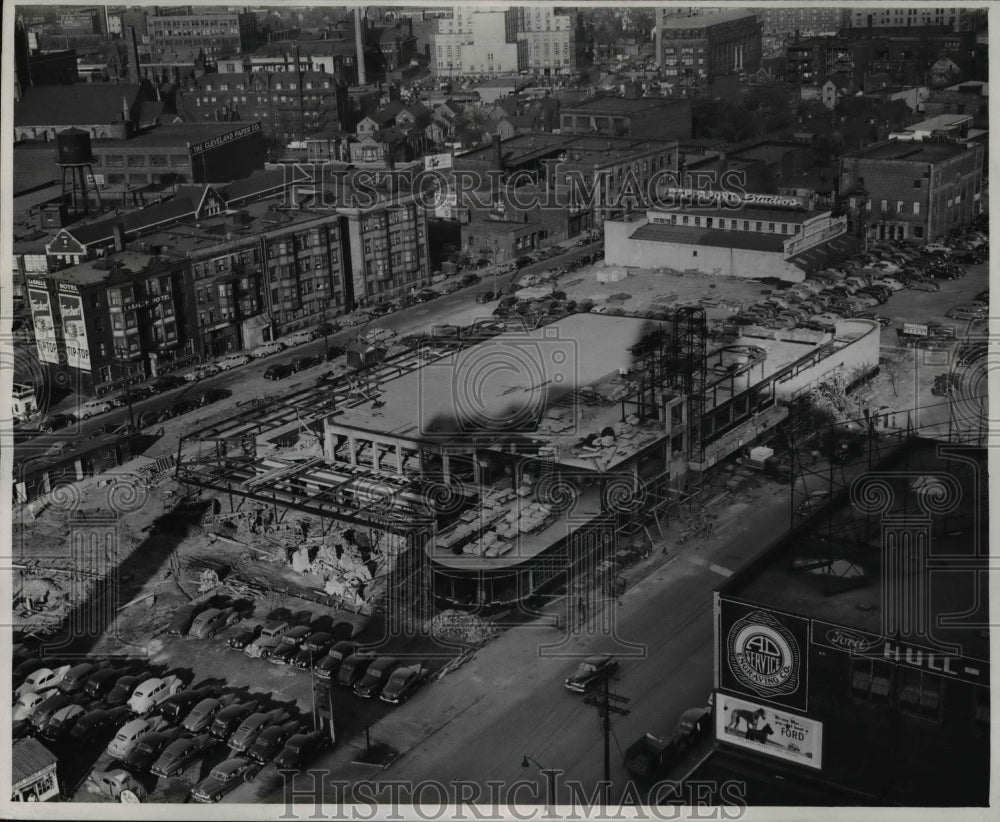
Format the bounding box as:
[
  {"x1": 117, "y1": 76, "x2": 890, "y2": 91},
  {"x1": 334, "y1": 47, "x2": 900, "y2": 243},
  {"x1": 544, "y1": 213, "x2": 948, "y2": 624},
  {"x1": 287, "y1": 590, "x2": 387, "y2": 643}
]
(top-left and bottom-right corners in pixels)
[
  {"x1": 768, "y1": 222, "x2": 775, "y2": 232},
  {"x1": 104, "y1": 155, "x2": 124, "y2": 168},
  {"x1": 880, "y1": 200, "x2": 888, "y2": 212},
  {"x1": 896, "y1": 201, "x2": 903, "y2": 213},
  {"x1": 898, "y1": 669, "x2": 942, "y2": 720},
  {"x1": 913, "y1": 202, "x2": 921, "y2": 215}
]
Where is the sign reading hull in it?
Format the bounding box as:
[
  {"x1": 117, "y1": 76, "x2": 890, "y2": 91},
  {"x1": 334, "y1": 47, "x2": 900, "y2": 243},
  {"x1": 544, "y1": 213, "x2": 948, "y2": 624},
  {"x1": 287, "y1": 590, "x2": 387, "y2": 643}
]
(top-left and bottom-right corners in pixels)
[{"x1": 716, "y1": 694, "x2": 823, "y2": 770}]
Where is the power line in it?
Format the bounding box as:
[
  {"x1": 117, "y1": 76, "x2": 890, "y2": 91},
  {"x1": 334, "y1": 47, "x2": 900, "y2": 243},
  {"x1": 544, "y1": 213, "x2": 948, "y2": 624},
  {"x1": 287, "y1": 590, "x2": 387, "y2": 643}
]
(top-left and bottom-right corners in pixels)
[{"x1": 583, "y1": 676, "x2": 630, "y2": 805}]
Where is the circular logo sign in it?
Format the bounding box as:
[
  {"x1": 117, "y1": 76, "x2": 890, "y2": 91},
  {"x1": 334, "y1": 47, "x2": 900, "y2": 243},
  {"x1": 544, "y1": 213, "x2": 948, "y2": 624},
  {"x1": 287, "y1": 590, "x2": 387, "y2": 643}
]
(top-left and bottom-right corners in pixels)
[{"x1": 726, "y1": 610, "x2": 801, "y2": 700}]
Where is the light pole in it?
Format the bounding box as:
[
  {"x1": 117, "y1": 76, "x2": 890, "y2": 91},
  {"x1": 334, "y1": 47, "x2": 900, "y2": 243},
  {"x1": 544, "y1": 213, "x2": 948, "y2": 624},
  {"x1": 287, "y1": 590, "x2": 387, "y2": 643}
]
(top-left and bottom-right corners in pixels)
[{"x1": 520, "y1": 755, "x2": 559, "y2": 815}]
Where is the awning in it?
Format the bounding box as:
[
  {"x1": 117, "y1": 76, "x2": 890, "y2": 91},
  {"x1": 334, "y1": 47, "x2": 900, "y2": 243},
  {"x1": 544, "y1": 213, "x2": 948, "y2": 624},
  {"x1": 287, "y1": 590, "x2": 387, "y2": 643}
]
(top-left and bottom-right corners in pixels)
[{"x1": 243, "y1": 313, "x2": 272, "y2": 330}]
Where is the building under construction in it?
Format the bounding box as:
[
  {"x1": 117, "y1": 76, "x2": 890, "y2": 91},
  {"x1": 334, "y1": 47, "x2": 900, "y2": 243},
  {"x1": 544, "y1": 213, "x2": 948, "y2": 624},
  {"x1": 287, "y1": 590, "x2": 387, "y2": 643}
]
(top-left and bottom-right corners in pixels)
[{"x1": 176, "y1": 312, "x2": 881, "y2": 614}]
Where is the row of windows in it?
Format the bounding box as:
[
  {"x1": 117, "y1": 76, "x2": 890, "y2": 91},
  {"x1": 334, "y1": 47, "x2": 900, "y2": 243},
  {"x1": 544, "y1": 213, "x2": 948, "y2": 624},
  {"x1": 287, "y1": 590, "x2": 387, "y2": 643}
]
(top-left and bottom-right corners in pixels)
[{"x1": 98, "y1": 154, "x2": 188, "y2": 168}]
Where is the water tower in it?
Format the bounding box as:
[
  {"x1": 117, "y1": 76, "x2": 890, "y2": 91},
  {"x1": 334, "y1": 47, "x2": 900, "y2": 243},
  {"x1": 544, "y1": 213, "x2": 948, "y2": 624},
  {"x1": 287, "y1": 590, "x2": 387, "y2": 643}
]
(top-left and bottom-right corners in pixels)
[{"x1": 57, "y1": 127, "x2": 101, "y2": 215}]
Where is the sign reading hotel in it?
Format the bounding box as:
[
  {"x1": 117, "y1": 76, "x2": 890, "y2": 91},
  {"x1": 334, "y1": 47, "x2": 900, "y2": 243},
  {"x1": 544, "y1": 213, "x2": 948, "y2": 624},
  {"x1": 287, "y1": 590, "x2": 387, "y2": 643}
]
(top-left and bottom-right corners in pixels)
[
  {"x1": 719, "y1": 599, "x2": 811, "y2": 711},
  {"x1": 57, "y1": 283, "x2": 91, "y2": 372},
  {"x1": 27, "y1": 281, "x2": 60, "y2": 366},
  {"x1": 189, "y1": 122, "x2": 262, "y2": 156},
  {"x1": 716, "y1": 694, "x2": 823, "y2": 770}
]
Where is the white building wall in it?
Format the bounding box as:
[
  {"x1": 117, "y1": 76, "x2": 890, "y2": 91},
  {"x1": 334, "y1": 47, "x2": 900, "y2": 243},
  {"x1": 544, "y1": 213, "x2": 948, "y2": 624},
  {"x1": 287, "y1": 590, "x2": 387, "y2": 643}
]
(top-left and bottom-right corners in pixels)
[{"x1": 776, "y1": 320, "x2": 882, "y2": 400}]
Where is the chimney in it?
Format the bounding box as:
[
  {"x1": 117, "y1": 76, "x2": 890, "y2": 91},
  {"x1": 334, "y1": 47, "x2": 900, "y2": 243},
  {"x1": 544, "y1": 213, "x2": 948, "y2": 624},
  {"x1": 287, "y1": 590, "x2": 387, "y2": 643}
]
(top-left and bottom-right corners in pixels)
[
  {"x1": 113, "y1": 222, "x2": 126, "y2": 252},
  {"x1": 354, "y1": 7, "x2": 367, "y2": 86}
]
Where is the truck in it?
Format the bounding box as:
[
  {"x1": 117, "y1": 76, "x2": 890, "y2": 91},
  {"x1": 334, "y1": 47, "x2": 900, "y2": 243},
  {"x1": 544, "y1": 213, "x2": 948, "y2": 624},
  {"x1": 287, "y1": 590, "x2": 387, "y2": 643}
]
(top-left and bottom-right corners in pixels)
[{"x1": 623, "y1": 707, "x2": 711, "y2": 781}]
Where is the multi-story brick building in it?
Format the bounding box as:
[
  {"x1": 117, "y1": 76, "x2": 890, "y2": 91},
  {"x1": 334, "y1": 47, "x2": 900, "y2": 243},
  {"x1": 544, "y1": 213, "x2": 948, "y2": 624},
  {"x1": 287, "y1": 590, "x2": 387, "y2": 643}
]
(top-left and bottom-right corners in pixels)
[
  {"x1": 181, "y1": 71, "x2": 350, "y2": 143},
  {"x1": 848, "y1": 8, "x2": 967, "y2": 30},
  {"x1": 657, "y1": 9, "x2": 762, "y2": 81},
  {"x1": 757, "y1": 7, "x2": 848, "y2": 37},
  {"x1": 514, "y1": 6, "x2": 581, "y2": 77},
  {"x1": 433, "y1": 7, "x2": 527, "y2": 77},
  {"x1": 839, "y1": 138, "x2": 984, "y2": 242},
  {"x1": 148, "y1": 10, "x2": 261, "y2": 63}
]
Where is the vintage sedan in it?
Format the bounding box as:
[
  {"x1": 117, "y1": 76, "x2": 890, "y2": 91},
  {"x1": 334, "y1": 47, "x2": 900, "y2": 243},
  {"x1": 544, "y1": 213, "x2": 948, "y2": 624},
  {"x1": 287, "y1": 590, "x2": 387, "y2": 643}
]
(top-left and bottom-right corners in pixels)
[
  {"x1": 564, "y1": 654, "x2": 619, "y2": 693},
  {"x1": 190, "y1": 758, "x2": 261, "y2": 803},
  {"x1": 151, "y1": 732, "x2": 218, "y2": 779}
]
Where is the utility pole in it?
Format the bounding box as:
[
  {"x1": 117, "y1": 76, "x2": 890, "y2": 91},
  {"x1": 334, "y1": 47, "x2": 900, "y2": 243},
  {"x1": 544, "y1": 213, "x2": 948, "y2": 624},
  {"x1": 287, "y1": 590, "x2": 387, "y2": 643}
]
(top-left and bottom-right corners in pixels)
[
  {"x1": 116, "y1": 346, "x2": 136, "y2": 431},
  {"x1": 583, "y1": 676, "x2": 630, "y2": 806}
]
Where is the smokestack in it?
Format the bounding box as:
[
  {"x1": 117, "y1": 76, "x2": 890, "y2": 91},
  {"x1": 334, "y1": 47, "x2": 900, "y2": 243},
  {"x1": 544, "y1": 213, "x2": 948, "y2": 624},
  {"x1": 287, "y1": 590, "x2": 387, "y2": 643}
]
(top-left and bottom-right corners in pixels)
[
  {"x1": 654, "y1": 8, "x2": 663, "y2": 68},
  {"x1": 354, "y1": 7, "x2": 366, "y2": 86}
]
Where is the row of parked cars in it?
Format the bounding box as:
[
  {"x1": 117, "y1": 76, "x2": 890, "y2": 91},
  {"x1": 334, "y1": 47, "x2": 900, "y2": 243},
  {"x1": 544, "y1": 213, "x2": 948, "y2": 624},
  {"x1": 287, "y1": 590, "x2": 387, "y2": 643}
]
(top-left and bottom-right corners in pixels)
[
  {"x1": 734, "y1": 231, "x2": 987, "y2": 332},
  {"x1": 12, "y1": 649, "x2": 331, "y2": 803}
]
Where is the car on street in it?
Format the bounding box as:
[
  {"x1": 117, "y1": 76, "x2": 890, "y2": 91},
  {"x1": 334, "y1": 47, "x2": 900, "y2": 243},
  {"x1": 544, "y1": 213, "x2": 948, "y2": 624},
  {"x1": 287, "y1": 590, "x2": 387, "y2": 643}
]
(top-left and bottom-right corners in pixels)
[
  {"x1": 181, "y1": 694, "x2": 239, "y2": 733},
  {"x1": 151, "y1": 732, "x2": 218, "y2": 778},
  {"x1": 252, "y1": 341, "x2": 286, "y2": 358},
  {"x1": 909, "y1": 278, "x2": 941, "y2": 292},
  {"x1": 924, "y1": 243, "x2": 952, "y2": 255},
  {"x1": 796, "y1": 489, "x2": 831, "y2": 516},
  {"x1": 281, "y1": 329, "x2": 317, "y2": 347},
  {"x1": 39, "y1": 414, "x2": 74, "y2": 433},
  {"x1": 565, "y1": 654, "x2": 619, "y2": 693},
  {"x1": 379, "y1": 665, "x2": 428, "y2": 705},
  {"x1": 191, "y1": 758, "x2": 261, "y2": 803},
  {"x1": 217, "y1": 353, "x2": 252, "y2": 370},
  {"x1": 210, "y1": 700, "x2": 259, "y2": 740},
  {"x1": 189, "y1": 607, "x2": 242, "y2": 639},
  {"x1": 264, "y1": 363, "x2": 295, "y2": 380},
  {"x1": 152, "y1": 375, "x2": 187, "y2": 393},
  {"x1": 184, "y1": 364, "x2": 221, "y2": 382},
  {"x1": 292, "y1": 355, "x2": 321, "y2": 372},
  {"x1": 173, "y1": 399, "x2": 201, "y2": 416},
  {"x1": 247, "y1": 719, "x2": 301, "y2": 765},
  {"x1": 129, "y1": 385, "x2": 158, "y2": 401},
  {"x1": 273, "y1": 728, "x2": 333, "y2": 771}
]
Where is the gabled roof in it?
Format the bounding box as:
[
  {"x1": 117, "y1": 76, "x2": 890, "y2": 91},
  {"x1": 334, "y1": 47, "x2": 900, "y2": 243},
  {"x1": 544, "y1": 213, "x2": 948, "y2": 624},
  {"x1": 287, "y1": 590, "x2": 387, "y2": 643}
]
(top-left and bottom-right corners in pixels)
[
  {"x1": 12, "y1": 738, "x2": 57, "y2": 787},
  {"x1": 372, "y1": 99, "x2": 406, "y2": 125},
  {"x1": 404, "y1": 102, "x2": 431, "y2": 119},
  {"x1": 15, "y1": 83, "x2": 143, "y2": 127}
]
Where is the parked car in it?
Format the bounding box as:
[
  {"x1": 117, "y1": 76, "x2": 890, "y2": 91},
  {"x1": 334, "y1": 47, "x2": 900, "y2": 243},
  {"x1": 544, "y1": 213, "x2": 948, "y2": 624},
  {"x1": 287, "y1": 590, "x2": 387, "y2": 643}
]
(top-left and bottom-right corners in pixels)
[
  {"x1": 210, "y1": 700, "x2": 259, "y2": 740},
  {"x1": 292, "y1": 355, "x2": 321, "y2": 372},
  {"x1": 314, "y1": 641, "x2": 358, "y2": 682},
  {"x1": 13, "y1": 688, "x2": 59, "y2": 722},
  {"x1": 336, "y1": 651, "x2": 377, "y2": 687},
  {"x1": 281, "y1": 329, "x2": 317, "y2": 347},
  {"x1": 181, "y1": 694, "x2": 239, "y2": 733},
  {"x1": 121, "y1": 726, "x2": 185, "y2": 774},
  {"x1": 948, "y1": 306, "x2": 986, "y2": 320},
  {"x1": 269, "y1": 625, "x2": 314, "y2": 660},
  {"x1": 89, "y1": 769, "x2": 148, "y2": 802},
  {"x1": 379, "y1": 665, "x2": 428, "y2": 705},
  {"x1": 31, "y1": 692, "x2": 88, "y2": 732},
  {"x1": 152, "y1": 375, "x2": 187, "y2": 393},
  {"x1": 252, "y1": 341, "x2": 285, "y2": 358},
  {"x1": 247, "y1": 720, "x2": 301, "y2": 765},
  {"x1": 105, "y1": 672, "x2": 155, "y2": 707},
  {"x1": 217, "y1": 353, "x2": 252, "y2": 371},
  {"x1": 74, "y1": 399, "x2": 113, "y2": 420},
  {"x1": 70, "y1": 706, "x2": 131, "y2": 743},
  {"x1": 151, "y1": 732, "x2": 218, "y2": 779},
  {"x1": 796, "y1": 490, "x2": 831, "y2": 516},
  {"x1": 924, "y1": 243, "x2": 952, "y2": 255},
  {"x1": 173, "y1": 399, "x2": 201, "y2": 416},
  {"x1": 228, "y1": 624, "x2": 263, "y2": 651},
  {"x1": 15, "y1": 665, "x2": 71, "y2": 700},
  {"x1": 127, "y1": 675, "x2": 185, "y2": 715},
  {"x1": 354, "y1": 656, "x2": 401, "y2": 699},
  {"x1": 158, "y1": 687, "x2": 217, "y2": 724},
  {"x1": 191, "y1": 757, "x2": 261, "y2": 803},
  {"x1": 60, "y1": 662, "x2": 101, "y2": 693},
  {"x1": 228, "y1": 708, "x2": 289, "y2": 753},
  {"x1": 909, "y1": 278, "x2": 941, "y2": 292},
  {"x1": 269, "y1": 642, "x2": 302, "y2": 666},
  {"x1": 107, "y1": 715, "x2": 172, "y2": 760},
  {"x1": 273, "y1": 728, "x2": 333, "y2": 771},
  {"x1": 39, "y1": 702, "x2": 87, "y2": 741},
  {"x1": 565, "y1": 654, "x2": 619, "y2": 693},
  {"x1": 189, "y1": 607, "x2": 242, "y2": 639},
  {"x1": 184, "y1": 364, "x2": 221, "y2": 382},
  {"x1": 264, "y1": 363, "x2": 294, "y2": 381}
]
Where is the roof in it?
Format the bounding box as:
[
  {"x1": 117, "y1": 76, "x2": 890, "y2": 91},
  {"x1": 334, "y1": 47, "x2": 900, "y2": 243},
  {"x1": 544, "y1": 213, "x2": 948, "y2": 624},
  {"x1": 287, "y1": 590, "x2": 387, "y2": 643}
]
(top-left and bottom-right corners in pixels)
[
  {"x1": 15, "y1": 83, "x2": 142, "y2": 127},
  {"x1": 138, "y1": 100, "x2": 165, "y2": 123},
  {"x1": 846, "y1": 139, "x2": 974, "y2": 164},
  {"x1": 562, "y1": 94, "x2": 688, "y2": 115},
  {"x1": 658, "y1": 9, "x2": 759, "y2": 30},
  {"x1": 90, "y1": 122, "x2": 255, "y2": 149},
  {"x1": 629, "y1": 223, "x2": 787, "y2": 253},
  {"x1": 12, "y1": 738, "x2": 58, "y2": 787},
  {"x1": 372, "y1": 100, "x2": 406, "y2": 125}
]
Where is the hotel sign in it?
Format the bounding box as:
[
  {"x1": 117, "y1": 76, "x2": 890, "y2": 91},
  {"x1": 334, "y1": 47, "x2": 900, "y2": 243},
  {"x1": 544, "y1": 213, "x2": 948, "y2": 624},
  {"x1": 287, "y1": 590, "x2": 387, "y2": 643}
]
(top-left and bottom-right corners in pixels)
[{"x1": 190, "y1": 122, "x2": 262, "y2": 156}]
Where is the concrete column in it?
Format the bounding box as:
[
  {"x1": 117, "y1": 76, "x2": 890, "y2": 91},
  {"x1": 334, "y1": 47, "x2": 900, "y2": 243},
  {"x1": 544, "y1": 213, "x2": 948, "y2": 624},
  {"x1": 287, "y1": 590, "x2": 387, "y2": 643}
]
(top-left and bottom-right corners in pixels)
[
  {"x1": 348, "y1": 434, "x2": 358, "y2": 466},
  {"x1": 395, "y1": 444, "x2": 403, "y2": 474}
]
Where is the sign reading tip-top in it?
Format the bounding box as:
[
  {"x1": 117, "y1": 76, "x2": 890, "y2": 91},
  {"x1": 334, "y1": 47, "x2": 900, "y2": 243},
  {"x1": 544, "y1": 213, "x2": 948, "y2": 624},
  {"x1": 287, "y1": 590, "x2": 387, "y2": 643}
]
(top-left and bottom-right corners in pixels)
[{"x1": 723, "y1": 606, "x2": 808, "y2": 710}]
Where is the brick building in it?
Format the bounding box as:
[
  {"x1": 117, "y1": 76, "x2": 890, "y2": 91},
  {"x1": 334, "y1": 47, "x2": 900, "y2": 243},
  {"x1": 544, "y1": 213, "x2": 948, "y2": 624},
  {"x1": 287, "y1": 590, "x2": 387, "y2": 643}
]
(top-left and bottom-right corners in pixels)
[
  {"x1": 656, "y1": 9, "x2": 762, "y2": 81},
  {"x1": 839, "y1": 138, "x2": 984, "y2": 242},
  {"x1": 757, "y1": 7, "x2": 848, "y2": 37},
  {"x1": 514, "y1": 6, "x2": 582, "y2": 77},
  {"x1": 148, "y1": 10, "x2": 261, "y2": 63},
  {"x1": 180, "y1": 70, "x2": 350, "y2": 143}
]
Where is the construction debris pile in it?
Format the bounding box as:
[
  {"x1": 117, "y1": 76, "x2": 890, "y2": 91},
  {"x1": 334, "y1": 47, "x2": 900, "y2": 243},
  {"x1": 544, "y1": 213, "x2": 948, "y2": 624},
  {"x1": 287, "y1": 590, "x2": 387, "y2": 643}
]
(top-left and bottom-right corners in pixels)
[{"x1": 423, "y1": 609, "x2": 499, "y2": 645}]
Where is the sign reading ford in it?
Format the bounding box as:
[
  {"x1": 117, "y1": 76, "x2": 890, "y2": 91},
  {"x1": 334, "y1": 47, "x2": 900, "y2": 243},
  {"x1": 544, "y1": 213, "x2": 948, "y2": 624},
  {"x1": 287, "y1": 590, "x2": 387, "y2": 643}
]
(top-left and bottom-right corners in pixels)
[
  {"x1": 716, "y1": 694, "x2": 823, "y2": 770},
  {"x1": 719, "y1": 599, "x2": 810, "y2": 711}
]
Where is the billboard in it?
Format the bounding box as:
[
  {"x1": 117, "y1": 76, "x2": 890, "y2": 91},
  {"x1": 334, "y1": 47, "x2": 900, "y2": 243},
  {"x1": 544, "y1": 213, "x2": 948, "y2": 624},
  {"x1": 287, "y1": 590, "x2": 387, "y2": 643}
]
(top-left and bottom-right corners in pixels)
[
  {"x1": 424, "y1": 152, "x2": 453, "y2": 171},
  {"x1": 902, "y1": 322, "x2": 929, "y2": 337},
  {"x1": 716, "y1": 694, "x2": 823, "y2": 770},
  {"x1": 191, "y1": 122, "x2": 266, "y2": 184},
  {"x1": 27, "y1": 281, "x2": 60, "y2": 365},
  {"x1": 57, "y1": 284, "x2": 92, "y2": 372},
  {"x1": 719, "y1": 599, "x2": 811, "y2": 711}
]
